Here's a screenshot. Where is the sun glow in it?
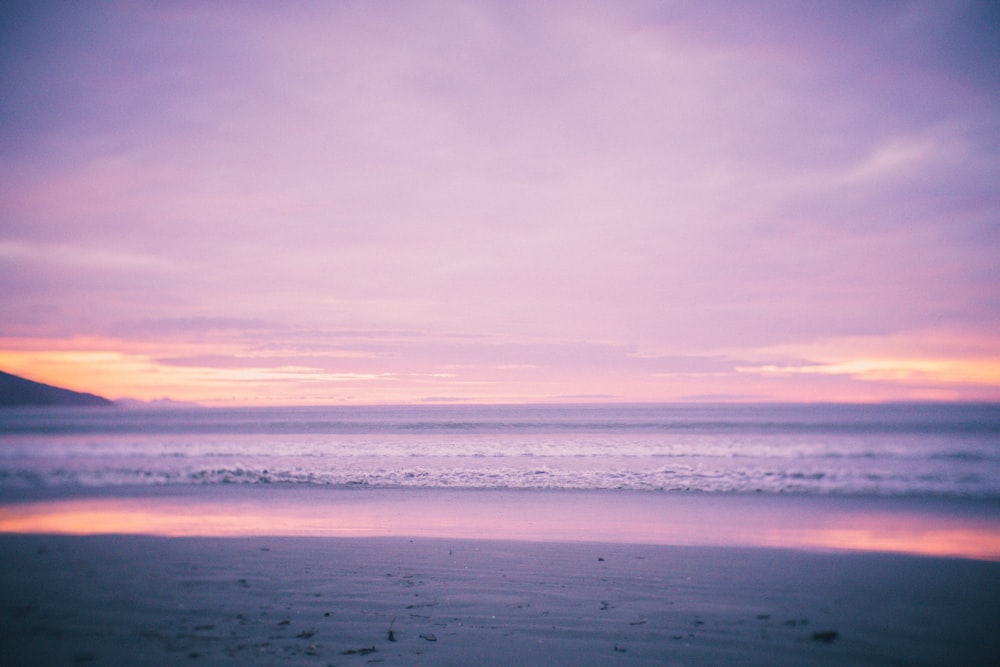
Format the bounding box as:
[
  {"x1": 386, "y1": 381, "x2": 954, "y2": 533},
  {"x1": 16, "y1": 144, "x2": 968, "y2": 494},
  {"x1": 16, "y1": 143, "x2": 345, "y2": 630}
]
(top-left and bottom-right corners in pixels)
[
  {"x1": 0, "y1": 341, "x2": 407, "y2": 406},
  {"x1": 740, "y1": 358, "x2": 1000, "y2": 385}
]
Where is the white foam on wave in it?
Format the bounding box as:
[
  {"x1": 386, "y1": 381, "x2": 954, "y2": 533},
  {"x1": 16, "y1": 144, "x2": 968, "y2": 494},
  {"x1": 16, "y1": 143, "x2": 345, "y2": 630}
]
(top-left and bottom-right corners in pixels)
[{"x1": 2, "y1": 403, "x2": 998, "y2": 497}]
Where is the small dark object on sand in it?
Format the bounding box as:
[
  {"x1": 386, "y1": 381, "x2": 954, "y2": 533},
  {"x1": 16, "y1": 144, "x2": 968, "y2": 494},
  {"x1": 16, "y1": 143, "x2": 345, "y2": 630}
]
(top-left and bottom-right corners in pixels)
[
  {"x1": 420, "y1": 633, "x2": 438, "y2": 642},
  {"x1": 387, "y1": 615, "x2": 397, "y2": 641},
  {"x1": 340, "y1": 646, "x2": 377, "y2": 655},
  {"x1": 812, "y1": 630, "x2": 839, "y2": 644},
  {"x1": 614, "y1": 644, "x2": 627, "y2": 653}
]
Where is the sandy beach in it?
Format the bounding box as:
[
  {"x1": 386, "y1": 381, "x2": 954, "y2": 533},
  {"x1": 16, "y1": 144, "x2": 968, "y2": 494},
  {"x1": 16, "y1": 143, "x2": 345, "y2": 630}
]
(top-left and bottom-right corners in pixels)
[
  {"x1": 3, "y1": 0, "x2": 999, "y2": 662},
  {"x1": 3, "y1": 533, "x2": 999, "y2": 666},
  {"x1": 2, "y1": 488, "x2": 999, "y2": 666}
]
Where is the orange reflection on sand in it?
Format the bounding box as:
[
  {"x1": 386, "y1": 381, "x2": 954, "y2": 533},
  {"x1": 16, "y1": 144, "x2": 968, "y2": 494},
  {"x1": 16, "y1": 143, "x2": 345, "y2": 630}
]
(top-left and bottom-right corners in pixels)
[
  {"x1": 0, "y1": 500, "x2": 385, "y2": 537},
  {"x1": 755, "y1": 513, "x2": 1000, "y2": 561},
  {"x1": 810, "y1": 527, "x2": 1000, "y2": 561},
  {"x1": 3, "y1": 495, "x2": 1000, "y2": 562}
]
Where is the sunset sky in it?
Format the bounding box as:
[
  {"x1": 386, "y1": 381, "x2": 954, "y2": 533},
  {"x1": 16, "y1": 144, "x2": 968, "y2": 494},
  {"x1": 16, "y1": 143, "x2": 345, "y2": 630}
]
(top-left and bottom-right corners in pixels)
[{"x1": 1, "y1": 0, "x2": 998, "y2": 405}]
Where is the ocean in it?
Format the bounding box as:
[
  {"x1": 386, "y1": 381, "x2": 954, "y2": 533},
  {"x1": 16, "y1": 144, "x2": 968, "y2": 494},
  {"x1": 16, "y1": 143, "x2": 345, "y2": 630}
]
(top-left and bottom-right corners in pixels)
[{"x1": 2, "y1": 402, "x2": 998, "y2": 497}]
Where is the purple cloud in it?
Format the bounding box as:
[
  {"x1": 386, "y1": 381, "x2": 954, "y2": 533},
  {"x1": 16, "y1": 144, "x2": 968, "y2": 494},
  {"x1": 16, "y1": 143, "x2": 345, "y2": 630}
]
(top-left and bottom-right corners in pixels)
[{"x1": 1, "y1": 1, "x2": 997, "y2": 402}]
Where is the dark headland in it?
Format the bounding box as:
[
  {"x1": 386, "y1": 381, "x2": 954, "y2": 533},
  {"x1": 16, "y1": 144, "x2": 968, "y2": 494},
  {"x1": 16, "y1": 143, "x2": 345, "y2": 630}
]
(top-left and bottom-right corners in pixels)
[{"x1": 0, "y1": 370, "x2": 113, "y2": 407}]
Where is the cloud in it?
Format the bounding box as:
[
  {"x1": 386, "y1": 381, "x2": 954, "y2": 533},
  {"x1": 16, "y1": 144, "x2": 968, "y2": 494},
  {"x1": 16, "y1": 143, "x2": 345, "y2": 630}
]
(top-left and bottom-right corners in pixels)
[
  {"x1": 1, "y1": 0, "x2": 997, "y2": 403},
  {"x1": 115, "y1": 317, "x2": 285, "y2": 337},
  {"x1": 420, "y1": 396, "x2": 474, "y2": 403}
]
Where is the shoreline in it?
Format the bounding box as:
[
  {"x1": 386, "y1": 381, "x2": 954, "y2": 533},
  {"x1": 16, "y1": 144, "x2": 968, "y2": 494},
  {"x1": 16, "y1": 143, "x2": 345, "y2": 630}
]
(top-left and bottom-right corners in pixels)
[{"x1": 2, "y1": 485, "x2": 999, "y2": 561}]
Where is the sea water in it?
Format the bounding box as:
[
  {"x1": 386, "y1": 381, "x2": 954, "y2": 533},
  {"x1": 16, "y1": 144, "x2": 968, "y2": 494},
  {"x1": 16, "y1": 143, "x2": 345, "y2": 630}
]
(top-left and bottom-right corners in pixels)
[{"x1": 1, "y1": 403, "x2": 998, "y2": 497}]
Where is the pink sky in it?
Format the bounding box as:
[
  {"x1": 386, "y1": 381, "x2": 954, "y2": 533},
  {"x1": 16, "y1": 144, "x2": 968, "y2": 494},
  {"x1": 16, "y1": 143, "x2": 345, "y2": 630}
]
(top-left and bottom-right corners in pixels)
[{"x1": 1, "y1": 1, "x2": 998, "y2": 405}]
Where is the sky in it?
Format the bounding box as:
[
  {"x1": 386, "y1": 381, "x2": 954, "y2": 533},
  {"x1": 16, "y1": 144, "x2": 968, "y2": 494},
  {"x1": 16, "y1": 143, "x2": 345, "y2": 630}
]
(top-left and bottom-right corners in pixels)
[{"x1": 1, "y1": 0, "x2": 998, "y2": 406}]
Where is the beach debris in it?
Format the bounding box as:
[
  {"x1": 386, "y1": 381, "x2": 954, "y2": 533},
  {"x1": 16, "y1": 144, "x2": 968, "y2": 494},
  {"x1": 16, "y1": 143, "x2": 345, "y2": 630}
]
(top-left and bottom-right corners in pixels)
[
  {"x1": 599, "y1": 601, "x2": 610, "y2": 610},
  {"x1": 629, "y1": 618, "x2": 647, "y2": 626},
  {"x1": 406, "y1": 602, "x2": 436, "y2": 610},
  {"x1": 598, "y1": 557, "x2": 605, "y2": 561},
  {"x1": 297, "y1": 630, "x2": 315, "y2": 639},
  {"x1": 387, "y1": 616, "x2": 397, "y2": 642},
  {"x1": 12, "y1": 605, "x2": 36, "y2": 619},
  {"x1": 277, "y1": 619, "x2": 291, "y2": 626},
  {"x1": 812, "y1": 630, "x2": 839, "y2": 644},
  {"x1": 613, "y1": 644, "x2": 627, "y2": 653},
  {"x1": 419, "y1": 633, "x2": 438, "y2": 642},
  {"x1": 340, "y1": 646, "x2": 377, "y2": 656}
]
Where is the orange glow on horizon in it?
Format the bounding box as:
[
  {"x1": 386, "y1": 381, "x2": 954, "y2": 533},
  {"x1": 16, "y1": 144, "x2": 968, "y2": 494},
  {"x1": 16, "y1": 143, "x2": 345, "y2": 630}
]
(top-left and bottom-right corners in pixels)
[
  {"x1": 2, "y1": 323, "x2": 999, "y2": 406},
  {"x1": 741, "y1": 358, "x2": 1000, "y2": 386}
]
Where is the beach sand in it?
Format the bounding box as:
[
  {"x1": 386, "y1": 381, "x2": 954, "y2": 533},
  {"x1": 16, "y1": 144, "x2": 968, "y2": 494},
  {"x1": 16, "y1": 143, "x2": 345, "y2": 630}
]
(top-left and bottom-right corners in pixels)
[{"x1": 2, "y1": 488, "x2": 999, "y2": 665}]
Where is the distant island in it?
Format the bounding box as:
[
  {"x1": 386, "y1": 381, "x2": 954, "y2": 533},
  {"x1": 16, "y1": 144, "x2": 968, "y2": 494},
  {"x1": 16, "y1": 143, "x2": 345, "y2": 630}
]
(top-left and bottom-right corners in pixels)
[
  {"x1": 0, "y1": 370, "x2": 114, "y2": 407},
  {"x1": 115, "y1": 397, "x2": 203, "y2": 409}
]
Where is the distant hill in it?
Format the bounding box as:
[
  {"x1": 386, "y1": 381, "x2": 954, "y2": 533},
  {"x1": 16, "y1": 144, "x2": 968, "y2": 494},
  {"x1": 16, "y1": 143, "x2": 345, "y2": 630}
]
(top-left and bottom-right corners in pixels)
[{"x1": 0, "y1": 370, "x2": 114, "y2": 407}]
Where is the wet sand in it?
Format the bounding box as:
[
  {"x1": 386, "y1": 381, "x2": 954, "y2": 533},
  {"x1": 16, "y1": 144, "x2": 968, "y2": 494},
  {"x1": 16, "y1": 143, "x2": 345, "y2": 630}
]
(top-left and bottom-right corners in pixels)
[
  {"x1": 2, "y1": 485, "x2": 999, "y2": 559},
  {"x1": 2, "y1": 533, "x2": 999, "y2": 666},
  {"x1": 1, "y1": 487, "x2": 999, "y2": 665}
]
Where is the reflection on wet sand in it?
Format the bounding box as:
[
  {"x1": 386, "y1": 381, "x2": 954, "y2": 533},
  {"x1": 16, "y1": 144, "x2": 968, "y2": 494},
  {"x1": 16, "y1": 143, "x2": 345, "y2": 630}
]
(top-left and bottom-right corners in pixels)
[{"x1": 2, "y1": 489, "x2": 998, "y2": 561}]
